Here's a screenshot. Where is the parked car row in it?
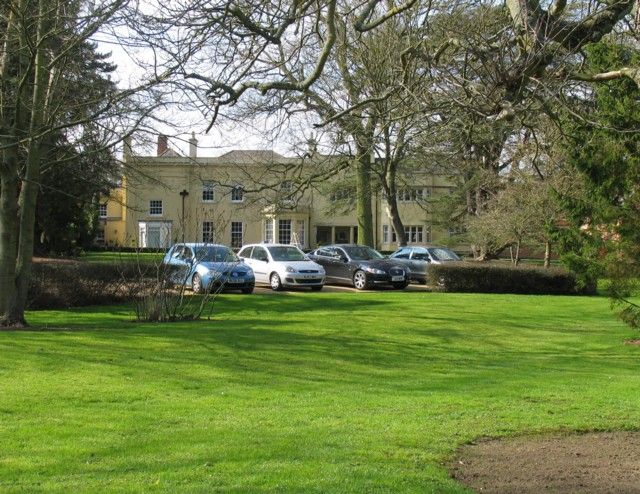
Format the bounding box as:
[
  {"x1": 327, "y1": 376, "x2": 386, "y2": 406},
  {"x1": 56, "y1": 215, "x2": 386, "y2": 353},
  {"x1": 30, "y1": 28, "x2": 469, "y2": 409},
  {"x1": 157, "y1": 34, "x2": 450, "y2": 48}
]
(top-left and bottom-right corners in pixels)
[{"x1": 161, "y1": 242, "x2": 460, "y2": 294}]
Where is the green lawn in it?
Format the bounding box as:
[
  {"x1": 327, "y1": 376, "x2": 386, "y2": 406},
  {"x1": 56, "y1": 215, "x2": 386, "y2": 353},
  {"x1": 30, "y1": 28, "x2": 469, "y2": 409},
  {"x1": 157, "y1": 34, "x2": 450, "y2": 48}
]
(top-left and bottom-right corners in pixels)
[
  {"x1": 1, "y1": 292, "x2": 638, "y2": 493},
  {"x1": 78, "y1": 251, "x2": 164, "y2": 263}
]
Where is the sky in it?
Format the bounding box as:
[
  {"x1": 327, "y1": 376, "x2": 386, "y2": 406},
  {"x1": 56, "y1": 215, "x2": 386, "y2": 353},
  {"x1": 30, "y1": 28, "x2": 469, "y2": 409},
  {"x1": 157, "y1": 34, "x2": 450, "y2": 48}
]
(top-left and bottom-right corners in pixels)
[{"x1": 96, "y1": 21, "x2": 296, "y2": 159}]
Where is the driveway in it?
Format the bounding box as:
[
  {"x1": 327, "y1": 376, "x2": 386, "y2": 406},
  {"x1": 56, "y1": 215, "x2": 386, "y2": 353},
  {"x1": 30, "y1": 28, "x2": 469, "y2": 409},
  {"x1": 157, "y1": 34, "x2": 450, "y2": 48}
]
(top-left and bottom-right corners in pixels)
[{"x1": 253, "y1": 283, "x2": 433, "y2": 294}]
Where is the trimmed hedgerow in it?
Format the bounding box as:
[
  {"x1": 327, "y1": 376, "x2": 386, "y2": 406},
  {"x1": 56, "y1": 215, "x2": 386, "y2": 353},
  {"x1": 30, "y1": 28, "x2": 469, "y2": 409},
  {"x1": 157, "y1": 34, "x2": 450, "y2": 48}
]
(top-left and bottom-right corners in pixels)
[
  {"x1": 29, "y1": 261, "x2": 158, "y2": 309},
  {"x1": 427, "y1": 262, "x2": 595, "y2": 295}
]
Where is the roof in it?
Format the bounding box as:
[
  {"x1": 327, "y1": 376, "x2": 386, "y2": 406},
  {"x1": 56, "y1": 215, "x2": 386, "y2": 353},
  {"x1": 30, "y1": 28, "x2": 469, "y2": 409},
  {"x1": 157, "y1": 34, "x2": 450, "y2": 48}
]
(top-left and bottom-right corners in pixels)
[{"x1": 217, "y1": 150, "x2": 289, "y2": 164}]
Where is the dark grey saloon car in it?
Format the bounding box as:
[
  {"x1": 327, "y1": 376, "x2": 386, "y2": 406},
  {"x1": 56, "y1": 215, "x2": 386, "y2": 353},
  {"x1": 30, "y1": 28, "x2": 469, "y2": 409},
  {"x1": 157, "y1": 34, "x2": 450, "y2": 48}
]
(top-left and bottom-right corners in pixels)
[{"x1": 309, "y1": 244, "x2": 408, "y2": 290}]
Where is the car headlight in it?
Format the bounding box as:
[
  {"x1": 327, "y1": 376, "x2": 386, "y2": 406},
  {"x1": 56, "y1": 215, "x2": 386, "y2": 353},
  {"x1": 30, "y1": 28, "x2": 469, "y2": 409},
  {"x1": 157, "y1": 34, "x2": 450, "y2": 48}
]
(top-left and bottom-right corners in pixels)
[
  {"x1": 364, "y1": 266, "x2": 385, "y2": 275},
  {"x1": 285, "y1": 265, "x2": 297, "y2": 273}
]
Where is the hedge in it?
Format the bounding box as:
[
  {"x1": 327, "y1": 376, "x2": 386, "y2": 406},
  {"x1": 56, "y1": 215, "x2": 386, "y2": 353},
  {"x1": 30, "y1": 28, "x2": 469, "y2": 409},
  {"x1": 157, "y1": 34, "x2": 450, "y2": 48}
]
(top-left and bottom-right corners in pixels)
[
  {"x1": 29, "y1": 261, "x2": 159, "y2": 309},
  {"x1": 427, "y1": 262, "x2": 595, "y2": 295}
]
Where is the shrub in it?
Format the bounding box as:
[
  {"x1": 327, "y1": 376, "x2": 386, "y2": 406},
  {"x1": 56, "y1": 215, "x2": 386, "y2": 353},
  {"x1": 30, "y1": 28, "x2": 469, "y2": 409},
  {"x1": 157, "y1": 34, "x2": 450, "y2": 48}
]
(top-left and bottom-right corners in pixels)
[
  {"x1": 427, "y1": 262, "x2": 594, "y2": 295},
  {"x1": 29, "y1": 261, "x2": 158, "y2": 309}
]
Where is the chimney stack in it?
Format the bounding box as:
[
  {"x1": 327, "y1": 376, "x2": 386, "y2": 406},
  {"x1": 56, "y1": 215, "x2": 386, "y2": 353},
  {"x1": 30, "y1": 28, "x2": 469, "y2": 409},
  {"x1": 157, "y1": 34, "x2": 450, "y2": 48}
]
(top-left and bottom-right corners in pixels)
[
  {"x1": 123, "y1": 135, "x2": 132, "y2": 161},
  {"x1": 157, "y1": 134, "x2": 168, "y2": 156},
  {"x1": 307, "y1": 137, "x2": 318, "y2": 156},
  {"x1": 189, "y1": 132, "x2": 198, "y2": 158}
]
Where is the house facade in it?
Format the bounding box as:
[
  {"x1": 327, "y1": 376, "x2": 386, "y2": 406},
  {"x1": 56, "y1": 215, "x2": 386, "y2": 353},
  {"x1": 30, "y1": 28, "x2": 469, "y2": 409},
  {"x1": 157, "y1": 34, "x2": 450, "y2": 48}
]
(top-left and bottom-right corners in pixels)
[{"x1": 99, "y1": 135, "x2": 460, "y2": 251}]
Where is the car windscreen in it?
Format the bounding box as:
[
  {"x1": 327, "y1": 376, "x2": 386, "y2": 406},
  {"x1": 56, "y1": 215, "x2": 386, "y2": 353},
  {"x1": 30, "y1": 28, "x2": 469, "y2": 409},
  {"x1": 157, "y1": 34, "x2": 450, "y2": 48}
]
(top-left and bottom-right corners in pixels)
[
  {"x1": 428, "y1": 248, "x2": 460, "y2": 261},
  {"x1": 342, "y1": 246, "x2": 384, "y2": 261},
  {"x1": 267, "y1": 246, "x2": 307, "y2": 261},
  {"x1": 195, "y1": 246, "x2": 238, "y2": 262}
]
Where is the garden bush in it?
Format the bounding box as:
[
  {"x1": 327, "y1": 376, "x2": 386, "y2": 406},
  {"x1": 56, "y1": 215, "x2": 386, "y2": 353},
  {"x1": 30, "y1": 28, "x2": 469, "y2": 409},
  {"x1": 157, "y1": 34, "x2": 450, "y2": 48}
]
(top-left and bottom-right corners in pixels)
[
  {"x1": 427, "y1": 262, "x2": 595, "y2": 295},
  {"x1": 29, "y1": 261, "x2": 159, "y2": 309}
]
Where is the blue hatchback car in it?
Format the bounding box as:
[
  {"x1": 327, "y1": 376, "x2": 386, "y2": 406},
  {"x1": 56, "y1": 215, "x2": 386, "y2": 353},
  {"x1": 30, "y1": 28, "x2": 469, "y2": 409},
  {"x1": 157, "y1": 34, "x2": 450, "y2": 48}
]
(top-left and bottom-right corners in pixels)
[{"x1": 162, "y1": 243, "x2": 255, "y2": 294}]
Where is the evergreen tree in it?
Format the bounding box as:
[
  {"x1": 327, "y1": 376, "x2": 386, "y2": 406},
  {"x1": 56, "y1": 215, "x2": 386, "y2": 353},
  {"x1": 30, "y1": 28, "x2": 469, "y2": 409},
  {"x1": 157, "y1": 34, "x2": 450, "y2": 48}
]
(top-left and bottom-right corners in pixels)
[{"x1": 561, "y1": 41, "x2": 640, "y2": 326}]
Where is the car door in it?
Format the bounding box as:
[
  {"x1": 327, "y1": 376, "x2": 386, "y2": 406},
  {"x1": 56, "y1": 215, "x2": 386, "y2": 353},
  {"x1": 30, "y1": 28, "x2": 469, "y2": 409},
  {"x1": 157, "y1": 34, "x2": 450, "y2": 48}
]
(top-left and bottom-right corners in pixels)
[
  {"x1": 162, "y1": 245, "x2": 181, "y2": 283},
  {"x1": 174, "y1": 246, "x2": 194, "y2": 286},
  {"x1": 390, "y1": 248, "x2": 412, "y2": 275},
  {"x1": 238, "y1": 246, "x2": 253, "y2": 267},
  {"x1": 250, "y1": 246, "x2": 270, "y2": 283},
  {"x1": 332, "y1": 247, "x2": 353, "y2": 282},
  {"x1": 237, "y1": 246, "x2": 255, "y2": 280},
  {"x1": 313, "y1": 248, "x2": 339, "y2": 281},
  {"x1": 409, "y1": 249, "x2": 431, "y2": 279}
]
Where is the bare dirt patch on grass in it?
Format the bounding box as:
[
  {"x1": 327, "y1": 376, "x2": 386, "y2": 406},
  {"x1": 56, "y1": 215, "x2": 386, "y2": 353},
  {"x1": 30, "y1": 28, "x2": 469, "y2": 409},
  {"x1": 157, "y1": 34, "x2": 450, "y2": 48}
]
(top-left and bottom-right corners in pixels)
[{"x1": 450, "y1": 431, "x2": 640, "y2": 493}]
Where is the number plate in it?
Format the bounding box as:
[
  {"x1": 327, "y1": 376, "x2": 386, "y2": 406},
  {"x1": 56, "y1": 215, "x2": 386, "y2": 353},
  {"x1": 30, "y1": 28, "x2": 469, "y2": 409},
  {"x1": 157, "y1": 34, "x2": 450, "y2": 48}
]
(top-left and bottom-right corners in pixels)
[
  {"x1": 391, "y1": 275, "x2": 404, "y2": 282},
  {"x1": 226, "y1": 278, "x2": 243, "y2": 284}
]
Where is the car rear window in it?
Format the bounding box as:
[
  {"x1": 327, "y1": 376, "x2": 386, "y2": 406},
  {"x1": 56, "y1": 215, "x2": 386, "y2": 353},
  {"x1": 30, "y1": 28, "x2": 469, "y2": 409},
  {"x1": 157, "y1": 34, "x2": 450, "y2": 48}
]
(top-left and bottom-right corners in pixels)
[
  {"x1": 195, "y1": 246, "x2": 237, "y2": 262},
  {"x1": 343, "y1": 246, "x2": 384, "y2": 261},
  {"x1": 268, "y1": 246, "x2": 306, "y2": 261},
  {"x1": 428, "y1": 248, "x2": 459, "y2": 261}
]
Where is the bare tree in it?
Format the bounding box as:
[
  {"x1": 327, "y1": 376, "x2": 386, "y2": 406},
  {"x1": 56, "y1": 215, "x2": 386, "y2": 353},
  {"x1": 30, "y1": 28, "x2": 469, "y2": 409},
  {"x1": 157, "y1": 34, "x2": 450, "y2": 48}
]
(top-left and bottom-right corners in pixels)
[{"x1": 0, "y1": 0, "x2": 165, "y2": 327}]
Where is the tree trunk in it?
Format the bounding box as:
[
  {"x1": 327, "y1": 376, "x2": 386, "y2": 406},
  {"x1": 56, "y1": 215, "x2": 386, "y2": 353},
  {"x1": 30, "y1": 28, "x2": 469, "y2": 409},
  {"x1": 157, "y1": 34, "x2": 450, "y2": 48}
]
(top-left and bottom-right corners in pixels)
[
  {"x1": 0, "y1": 3, "x2": 27, "y2": 327},
  {"x1": 355, "y1": 152, "x2": 374, "y2": 246},
  {"x1": 381, "y1": 170, "x2": 406, "y2": 247},
  {"x1": 544, "y1": 241, "x2": 551, "y2": 268},
  {"x1": 1, "y1": 0, "x2": 49, "y2": 326},
  {"x1": 514, "y1": 240, "x2": 521, "y2": 267},
  {"x1": 387, "y1": 197, "x2": 406, "y2": 247},
  {"x1": 0, "y1": 151, "x2": 21, "y2": 327}
]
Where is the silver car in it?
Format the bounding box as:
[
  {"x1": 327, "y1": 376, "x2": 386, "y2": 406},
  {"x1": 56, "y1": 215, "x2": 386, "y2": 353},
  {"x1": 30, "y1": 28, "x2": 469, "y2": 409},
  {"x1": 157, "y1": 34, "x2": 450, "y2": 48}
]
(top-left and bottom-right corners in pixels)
[
  {"x1": 238, "y1": 243, "x2": 326, "y2": 291},
  {"x1": 388, "y1": 246, "x2": 460, "y2": 284}
]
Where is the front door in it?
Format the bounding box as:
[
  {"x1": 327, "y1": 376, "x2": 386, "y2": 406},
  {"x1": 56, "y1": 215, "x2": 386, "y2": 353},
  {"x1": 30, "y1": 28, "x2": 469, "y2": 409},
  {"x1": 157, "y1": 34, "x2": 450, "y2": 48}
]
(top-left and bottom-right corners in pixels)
[
  {"x1": 335, "y1": 226, "x2": 350, "y2": 244},
  {"x1": 139, "y1": 221, "x2": 172, "y2": 248}
]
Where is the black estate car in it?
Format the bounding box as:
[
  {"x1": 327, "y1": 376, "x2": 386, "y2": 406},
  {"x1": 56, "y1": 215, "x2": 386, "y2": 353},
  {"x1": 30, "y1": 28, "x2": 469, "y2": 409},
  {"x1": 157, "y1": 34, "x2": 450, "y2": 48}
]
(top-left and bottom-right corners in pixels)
[{"x1": 309, "y1": 244, "x2": 408, "y2": 290}]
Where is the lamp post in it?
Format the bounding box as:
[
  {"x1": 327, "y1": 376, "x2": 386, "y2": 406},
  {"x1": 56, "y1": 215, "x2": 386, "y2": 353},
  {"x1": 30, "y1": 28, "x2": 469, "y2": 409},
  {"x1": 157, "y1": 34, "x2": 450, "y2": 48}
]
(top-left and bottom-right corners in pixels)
[{"x1": 179, "y1": 189, "x2": 189, "y2": 242}]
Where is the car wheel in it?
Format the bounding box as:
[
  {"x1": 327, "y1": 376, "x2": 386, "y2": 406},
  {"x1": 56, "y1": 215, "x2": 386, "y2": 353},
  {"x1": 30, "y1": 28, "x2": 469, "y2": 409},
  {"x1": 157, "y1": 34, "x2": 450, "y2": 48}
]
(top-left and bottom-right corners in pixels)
[
  {"x1": 192, "y1": 273, "x2": 203, "y2": 294},
  {"x1": 352, "y1": 270, "x2": 369, "y2": 290},
  {"x1": 270, "y1": 273, "x2": 283, "y2": 291},
  {"x1": 311, "y1": 285, "x2": 323, "y2": 292},
  {"x1": 241, "y1": 286, "x2": 254, "y2": 294},
  {"x1": 393, "y1": 282, "x2": 409, "y2": 289}
]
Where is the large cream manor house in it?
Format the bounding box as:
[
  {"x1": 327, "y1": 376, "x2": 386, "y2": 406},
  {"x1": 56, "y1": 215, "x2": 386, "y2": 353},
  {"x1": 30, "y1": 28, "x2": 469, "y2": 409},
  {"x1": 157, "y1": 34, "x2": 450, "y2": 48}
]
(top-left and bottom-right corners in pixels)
[{"x1": 99, "y1": 135, "x2": 458, "y2": 251}]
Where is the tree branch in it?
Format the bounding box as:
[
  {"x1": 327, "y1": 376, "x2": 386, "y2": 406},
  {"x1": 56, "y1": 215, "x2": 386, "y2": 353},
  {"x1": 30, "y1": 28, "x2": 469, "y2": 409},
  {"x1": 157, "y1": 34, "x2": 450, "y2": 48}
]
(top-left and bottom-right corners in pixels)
[
  {"x1": 569, "y1": 67, "x2": 640, "y2": 86},
  {"x1": 353, "y1": 0, "x2": 420, "y2": 32}
]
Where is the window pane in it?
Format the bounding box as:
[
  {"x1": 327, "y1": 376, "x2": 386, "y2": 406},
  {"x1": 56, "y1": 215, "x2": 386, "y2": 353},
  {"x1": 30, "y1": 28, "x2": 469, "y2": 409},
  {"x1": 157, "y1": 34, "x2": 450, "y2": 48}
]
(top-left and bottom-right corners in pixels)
[
  {"x1": 231, "y1": 221, "x2": 243, "y2": 248},
  {"x1": 202, "y1": 221, "x2": 214, "y2": 243},
  {"x1": 149, "y1": 200, "x2": 163, "y2": 215},
  {"x1": 202, "y1": 181, "x2": 214, "y2": 201},
  {"x1": 231, "y1": 186, "x2": 244, "y2": 202},
  {"x1": 278, "y1": 219, "x2": 291, "y2": 244},
  {"x1": 296, "y1": 219, "x2": 305, "y2": 247},
  {"x1": 264, "y1": 220, "x2": 274, "y2": 243}
]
